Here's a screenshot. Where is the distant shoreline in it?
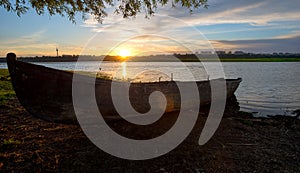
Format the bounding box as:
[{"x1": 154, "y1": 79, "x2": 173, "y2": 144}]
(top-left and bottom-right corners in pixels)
[{"x1": 1, "y1": 54, "x2": 300, "y2": 63}]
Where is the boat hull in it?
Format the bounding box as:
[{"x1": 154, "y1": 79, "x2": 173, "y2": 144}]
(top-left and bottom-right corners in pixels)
[{"x1": 6, "y1": 53, "x2": 242, "y2": 123}]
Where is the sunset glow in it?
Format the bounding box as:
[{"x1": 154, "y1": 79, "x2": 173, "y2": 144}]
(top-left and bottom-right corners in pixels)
[{"x1": 118, "y1": 49, "x2": 131, "y2": 58}]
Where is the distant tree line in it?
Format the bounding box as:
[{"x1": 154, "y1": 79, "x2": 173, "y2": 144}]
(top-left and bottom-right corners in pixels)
[{"x1": 1, "y1": 53, "x2": 300, "y2": 63}]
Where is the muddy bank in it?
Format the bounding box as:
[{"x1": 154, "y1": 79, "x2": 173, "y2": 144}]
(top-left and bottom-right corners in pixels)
[{"x1": 0, "y1": 98, "x2": 299, "y2": 172}]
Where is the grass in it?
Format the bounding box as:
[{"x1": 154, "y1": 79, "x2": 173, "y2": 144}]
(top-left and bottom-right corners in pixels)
[
  {"x1": 219, "y1": 57, "x2": 300, "y2": 62},
  {"x1": 237, "y1": 118, "x2": 254, "y2": 126},
  {"x1": 2, "y1": 138, "x2": 21, "y2": 145},
  {"x1": 179, "y1": 57, "x2": 300, "y2": 62},
  {"x1": 0, "y1": 69, "x2": 15, "y2": 106}
]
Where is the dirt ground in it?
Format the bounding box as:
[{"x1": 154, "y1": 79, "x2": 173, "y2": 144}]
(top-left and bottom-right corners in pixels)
[{"x1": 0, "y1": 98, "x2": 299, "y2": 172}]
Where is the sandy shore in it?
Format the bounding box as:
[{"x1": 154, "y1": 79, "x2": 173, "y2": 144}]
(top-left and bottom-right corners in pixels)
[{"x1": 0, "y1": 97, "x2": 299, "y2": 172}]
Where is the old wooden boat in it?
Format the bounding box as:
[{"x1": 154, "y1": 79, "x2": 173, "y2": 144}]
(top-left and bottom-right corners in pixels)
[{"x1": 6, "y1": 53, "x2": 242, "y2": 123}]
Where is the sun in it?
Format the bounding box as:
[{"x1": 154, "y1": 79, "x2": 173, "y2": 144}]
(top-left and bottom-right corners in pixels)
[{"x1": 118, "y1": 49, "x2": 131, "y2": 58}]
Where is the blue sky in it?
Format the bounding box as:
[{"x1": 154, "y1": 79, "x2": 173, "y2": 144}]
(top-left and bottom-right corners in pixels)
[{"x1": 0, "y1": 0, "x2": 299, "y2": 56}]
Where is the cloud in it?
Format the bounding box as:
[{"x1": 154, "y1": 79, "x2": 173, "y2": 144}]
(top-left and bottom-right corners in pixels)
[
  {"x1": 0, "y1": 29, "x2": 83, "y2": 56},
  {"x1": 202, "y1": 25, "x2": 300, "y2": 36},
  {"x1": 82, "y1": 0, "x2": 300, "y2": 38},
  {"x1": 275, "y1": 30, "x2": 300, "y2": 39},
  {"x1": 211, "y1": 35, "x2": 300, "y2": 53},
  {"x1": 1, "y1": 29, "x2": 47, "y2": 46},
  {"x1": 162, "y1": 0, "x2": 300, "y2": 26},
  {"x1": 80, "y1": 14, "x2": 99, "y2": 28},
  {"x1": 83, "y1": 0, "x2": 300, "y2": 29}
]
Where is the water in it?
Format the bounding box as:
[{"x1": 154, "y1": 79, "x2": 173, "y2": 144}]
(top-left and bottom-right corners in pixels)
[{"x1": 1, "y1": 61, "x2": 299, "y2": 116}]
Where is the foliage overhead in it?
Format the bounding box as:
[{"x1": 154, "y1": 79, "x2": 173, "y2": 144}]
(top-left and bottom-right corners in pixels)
[{"x1": 0, "y1": 0, "x2": 208, "y2": 23}]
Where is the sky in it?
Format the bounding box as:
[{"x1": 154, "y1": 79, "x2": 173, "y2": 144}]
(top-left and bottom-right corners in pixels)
[{"x1": 0, "y1": 0, "x2": 300, "y2": 57}]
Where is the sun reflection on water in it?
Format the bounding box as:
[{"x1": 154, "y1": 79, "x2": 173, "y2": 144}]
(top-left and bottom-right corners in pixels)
[{"x1": 121, "y1": 62, "x2": 126, "y2": 80}]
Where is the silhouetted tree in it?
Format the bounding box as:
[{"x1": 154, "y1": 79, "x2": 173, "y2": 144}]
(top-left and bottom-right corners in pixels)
[{"x1": 0, "y1": 0, "x2": 208, "y2": 23}]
